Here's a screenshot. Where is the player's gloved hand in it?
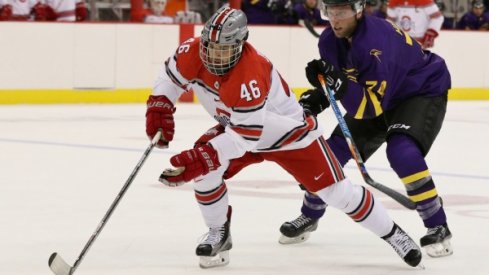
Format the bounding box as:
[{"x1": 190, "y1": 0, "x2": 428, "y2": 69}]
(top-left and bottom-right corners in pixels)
[
  {"x1": 299, "y1": 88, "x2": 330, "y2": 116},
  {"x1": 0, "y1": 4, "x2": 12, "y2": 20},
  {"x1": 146, "y1": 95, "x2": 176, "y2": 148},
  {"x1": 421, "y1": 29, "x2": 438, "y2": 49},
  {"x1": 305, "y1": 59, "x2": 347, "y2": 100},
  {"x1": 32, "y1": 3, "x2": 47, "y2": 21},
  {"x1": 194, "y1": 124, "x2": 225, "y2": 147},
  {"x1": 75, "y1": 3, "x2": 88, "y2": 21},
  {"x1": 163, "y1": 144, "x2": 221, "y2": 184}
]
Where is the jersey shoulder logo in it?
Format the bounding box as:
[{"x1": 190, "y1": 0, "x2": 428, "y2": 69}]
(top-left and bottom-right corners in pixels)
[{"x1": 370, "y1": 49, "x2": 382, "y2": 63}]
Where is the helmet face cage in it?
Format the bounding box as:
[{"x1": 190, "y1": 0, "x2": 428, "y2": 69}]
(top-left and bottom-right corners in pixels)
[
  {"x1": 319, "y1": 0, "x2": 365, "y2": 20},
  {"x1": 199, "y1": 6, "x2": 248, "y2": 76}
]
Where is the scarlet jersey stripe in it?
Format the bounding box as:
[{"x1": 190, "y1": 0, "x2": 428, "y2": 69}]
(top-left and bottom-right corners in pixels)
[
  {"x1": 268, "y1": 115, "x2": 318, "y2": 149},
  {"x1": 195, "y1": 182, "x2": 227, "y2": 205},
  {"x1": 230, "y1": 124, "x2": 263, "y2": 141},
  {"x1": 232, "y1": 99, "x2": 266, "y2": 113},
  {"x1": 320, "y1": 138, "x2": 345, "y2": 182},
  {"x1": 209, "y1": 7, "x2": 233, "y2": 42},
  {"x1": 191, "y1": 79, "x2": 219, "y2": 96},
  {"x1": 348, "y1": 187, "x2": 374, "y2": 222},
  {"x1": 317, "y1": 137, "x2": 344, "y2": 182},
  {"x1": 278, "y1": 73, "x2": 291, "y2": 97},
  {"x1": 165, "y1": 58, "x2": 187, "y2": 89}
]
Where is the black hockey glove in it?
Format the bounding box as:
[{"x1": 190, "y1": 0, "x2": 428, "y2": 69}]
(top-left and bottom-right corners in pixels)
[
  {"x1": 305, "y1": 59, "x2": 348, "y2": 100},
  {"x1": 299, "y1": 88, "x2": 329, "y2": 116}
]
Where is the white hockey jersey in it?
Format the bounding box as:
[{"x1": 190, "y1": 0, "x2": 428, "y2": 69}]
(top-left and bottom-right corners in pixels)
[
  {"x1": 144, "y1": 14, "x2": 173, "y2": 23},
  {"x1": 152, "y1": 37, "x2": 323, "y2": 163},
  {"x1": 387, "y1": 0, "x2": 443, "y2": 39},
  {"x1": 45, "y1": 0, "x2": 84, "y2": 21},
  {"x1": 10, "y1": 0, "x2": 42, "y2": 20}
]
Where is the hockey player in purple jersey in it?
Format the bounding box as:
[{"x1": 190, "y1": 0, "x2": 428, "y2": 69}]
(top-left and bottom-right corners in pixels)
[
  {"x1": 457, "y1": 0, "x2": 489, "y2": 30},
  {"x1": 279, "y1": 0, "x2": 453, "y2": 258}
]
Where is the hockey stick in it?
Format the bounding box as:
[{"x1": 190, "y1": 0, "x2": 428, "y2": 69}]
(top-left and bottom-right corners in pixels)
[
  {"x1": 48, "y1": 130, "x2": 163, "y2": 275},
  {"x1": 318, "y1": 75, "x2": 416, "y2": 210},
  {"x1": 301, "y1": 19, "x2": 321, "y2": 38}
]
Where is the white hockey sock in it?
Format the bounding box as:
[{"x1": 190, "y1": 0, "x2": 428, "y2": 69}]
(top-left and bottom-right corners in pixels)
[
  {"x1": 194, "y1": 181, "x2": 229, "y2": 228},
  {"x1": 315, "y1": 178, "x2": 393, "y2": 237}
]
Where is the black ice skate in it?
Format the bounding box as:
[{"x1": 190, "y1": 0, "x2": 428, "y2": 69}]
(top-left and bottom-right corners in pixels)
[
  {"x1": 382, "y1": 223, "x2": 423, "y2": 267},
  {"x1": 279, "y1": 214, "x2": 318, "y2": 244},
  {"x1": 420, "y1": 223, "x2": 453, "y2": 257},
  {"x1": 196, "y1": 206, "x2": 232, "y2": 268}
]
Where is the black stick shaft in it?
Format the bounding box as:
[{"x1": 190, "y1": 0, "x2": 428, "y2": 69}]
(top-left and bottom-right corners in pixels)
[{"x1": 69, "y1": 131, "x2": 162, "y2": 273}]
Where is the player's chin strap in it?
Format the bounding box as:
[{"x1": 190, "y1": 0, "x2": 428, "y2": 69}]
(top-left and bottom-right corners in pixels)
[{"x1": 318, "y1": 75, "x2": 416, "y2": 210}]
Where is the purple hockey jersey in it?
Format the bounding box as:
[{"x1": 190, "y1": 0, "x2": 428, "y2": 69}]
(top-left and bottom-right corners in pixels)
[
  {"x1": 457, "y1": 11, "x2": 489, "y2": 30},
  {"x1": 318, "y1": 15, "x2": 451, "y2": 119}
]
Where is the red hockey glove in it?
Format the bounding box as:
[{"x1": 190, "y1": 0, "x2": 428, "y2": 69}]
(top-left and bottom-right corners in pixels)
[
  {"x1": 422, "y1": 29, "x2": 438, "y2": 49},
  {"x1": 146, "y1": 95, "x2": 176, "y2": 148},
  {"x1": 75, "y1": 2, "x2": 88, "y2": 21},
  {"x1": 164, "y1": 144, "x2": 221, "y2": 184},
  {"x1": 32, "y1": 3, "x2": 47, "y2": 21},
  {"x1": 194, "y1": 124, "x2": 225, "y2": 147},
  {"x1": 44, "y1": 5, "x2": 56, "y2": 21},
  {"x1": 0, "y1": 5, "x2": 12, "y2": 20}
]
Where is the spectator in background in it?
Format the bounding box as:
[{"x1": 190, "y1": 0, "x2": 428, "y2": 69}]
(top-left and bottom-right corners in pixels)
[
  {"x1": 242, "y1": 0, "x2": 296, "y2": 24},
  {"x1": 457, "y1": 0, "x2": 489, "y2": 30},
  {"x1": 242, "y1": 0, "x2": 276, "y2": 24},
  {"x1": 436, "y1": 0, "x2": 455, "y2": 29},
  {"x1": 435, "y1": 0, "x2": 456, "y2": 30},
  {"x1": 45, "y1": 0, "x2": 88, "y2": 21},
  {"x1": 293, "y1": 0, "x2": 329, "y2": 25},
  {"x1": 387, "y1": 0, "x2": 444, "y2": 49},
  {"x1": 187, "y1": 0, "x2": 227, "y2": 22},
  {"x1": 174, "y1": 9, "x2": 202, "y2": 23},
  {"x1": 0, "y1": 0, "x2": 12, "y2": 20},
  {"x1": 144, "y1": 0, "x2": 174, "y2": 23},
  {"x1": 373, "y1": 0, "x2": 388, "y2": 18},
  {"x1": 438, "y1": 0, "x2": 470, "y2": 27},
  {"x1": 365, "y1": 0, "x2": 377, "y2": 15},
  {"x1": 3, "y1": 0, "x2": 47, "y2": 21}
]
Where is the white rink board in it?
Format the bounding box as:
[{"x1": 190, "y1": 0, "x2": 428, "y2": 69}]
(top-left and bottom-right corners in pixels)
[{"x1": 0, "y1": 102, "x2": 488, "y2": 275}]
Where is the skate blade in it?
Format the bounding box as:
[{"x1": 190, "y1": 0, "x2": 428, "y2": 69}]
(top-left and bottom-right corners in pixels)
[
  {"x1": 416, "y1": 263, "x2": 426, "y2": 270},
  {"x1": 278, "y1": 232, "x2": 311, "y2": 245},
  {"x1": 425, "y1": 239, "x2": 453, "y2": 257},
  {"x1": 199, "y1": 251, "x2": 230, "y2": 268}
]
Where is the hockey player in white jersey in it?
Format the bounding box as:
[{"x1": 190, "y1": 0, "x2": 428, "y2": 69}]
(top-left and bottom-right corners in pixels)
[
  {"x1": 146, "y1": 5, "x2": 422, "y2": 269},
  {"x1": 387, "y1": 0, "x2": 444, "y2": 49},
  {"x1": 45, "y1": 0, "x2": 87, "y2": 21},
  {"x1": 6, "y1": 0, "x2": 47, "y2": 21},
  {"x1": 144, "y1": 0, "x2": 174, "y2": 24}
]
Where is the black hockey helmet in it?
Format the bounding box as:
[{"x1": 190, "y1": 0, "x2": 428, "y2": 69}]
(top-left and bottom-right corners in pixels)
[
  {"x1": 472, "y1": 0, "x2": 485, "y2": 9},
  {"x1": 321, "y1": 0, "x2": 366, "y2": 6},
  {"x1": 319, "y1": 0, "x2": 365, "y2": 20}
]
